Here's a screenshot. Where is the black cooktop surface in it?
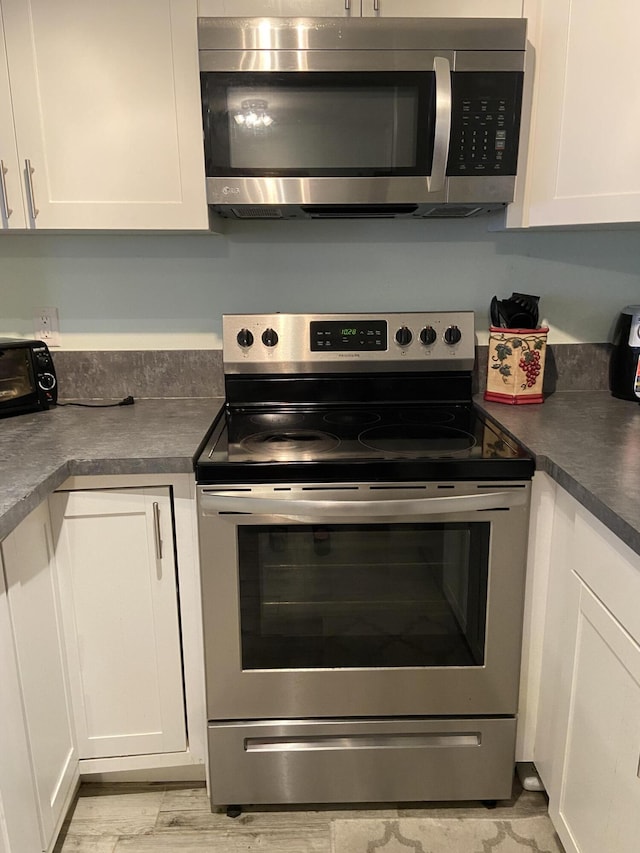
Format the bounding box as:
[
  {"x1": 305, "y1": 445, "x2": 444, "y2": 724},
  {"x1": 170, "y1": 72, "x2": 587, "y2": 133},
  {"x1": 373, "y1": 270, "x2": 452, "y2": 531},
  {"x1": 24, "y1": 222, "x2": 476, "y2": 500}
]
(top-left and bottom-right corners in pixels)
[{"x1": 195, "y1": 402, "x2": 534, "y2": 484}]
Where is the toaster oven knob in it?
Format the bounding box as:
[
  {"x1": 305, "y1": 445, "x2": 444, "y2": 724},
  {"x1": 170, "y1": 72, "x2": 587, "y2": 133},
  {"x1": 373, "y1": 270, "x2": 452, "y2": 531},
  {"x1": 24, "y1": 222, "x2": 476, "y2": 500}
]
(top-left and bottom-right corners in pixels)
[
  {"x1": 444, "y1": 325, "x2": 462, "y2": 345},
  {"x1": 38, "y1": 372, "x2": 56, "y2": 391},
  {"x1": 261, "y1": 328, "x2": 279, "y2": 348},
  {"x1": 395, "y1": 326, "x2": 413, "y2": 347},
  {"x1": 236, "y1": 328, "x2": 254, "y2": 349},
  {"x1": 420, "y1": 326, "x2": 437, "y2": 346}
]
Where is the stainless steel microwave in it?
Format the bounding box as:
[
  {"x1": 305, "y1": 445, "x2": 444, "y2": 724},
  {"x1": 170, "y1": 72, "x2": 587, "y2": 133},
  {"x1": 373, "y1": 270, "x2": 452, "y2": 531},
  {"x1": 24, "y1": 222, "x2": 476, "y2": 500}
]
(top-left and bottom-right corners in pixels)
[
  {"x1": 0, "y1": 339, "x2": 57, "y2": 417},
  {"x1": 198, "y1": 16, "x2": 527, "y2": 220}
]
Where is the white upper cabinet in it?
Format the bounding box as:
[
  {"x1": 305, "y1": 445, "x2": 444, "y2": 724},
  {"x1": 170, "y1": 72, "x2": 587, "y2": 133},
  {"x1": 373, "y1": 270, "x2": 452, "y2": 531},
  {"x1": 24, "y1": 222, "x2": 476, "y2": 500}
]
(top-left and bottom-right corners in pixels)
[
  {"x1": 198, "y1": 1, "x2": 523, "y2": 17},
  {"x1": 361, "y1": 1, "x2": 523, "y2": 17},
  {"x1": 1, "y1": 0, "x2": 208, "y2": 230},
  {"x1": 198, "y1": 1, "x2": 360, "y2": 14},
  {"x1": 0, "y1": 9, "x2": 26, "y2": 229},
  {"x1": 507, "y1": 0, "x2": 640, "y2": 228}
]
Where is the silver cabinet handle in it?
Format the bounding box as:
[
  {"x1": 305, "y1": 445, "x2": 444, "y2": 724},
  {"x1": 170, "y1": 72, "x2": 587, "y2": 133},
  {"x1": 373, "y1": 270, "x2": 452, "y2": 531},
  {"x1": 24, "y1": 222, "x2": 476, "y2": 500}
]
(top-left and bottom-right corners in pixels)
[
  {"x1": 427, "y1": 57, "x2": 452, "y2": 194},
  {"x1": 201, "y1": 489, "x2": 526, "y2": 521},
  {"x1": 152, "y1": 501, "x2": 163, "y2": 560},
  {"x1": 374, "y1": 0, "x2": 380, "y2": 10},
  {"x1": 25, "y1": 159, "x2": 39, "y2": 219},
  {"x1": 345, "y1": 0, "x2": 351, "y2": 9},
  {"x1": 0, "y1": 160, "x2": 12, "y2": 220}
]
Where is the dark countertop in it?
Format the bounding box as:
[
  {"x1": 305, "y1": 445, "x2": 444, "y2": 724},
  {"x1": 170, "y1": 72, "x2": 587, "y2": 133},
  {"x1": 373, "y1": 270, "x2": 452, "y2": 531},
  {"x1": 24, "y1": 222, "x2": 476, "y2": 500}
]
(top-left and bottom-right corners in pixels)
[
  {"x1": 476, "y1": 391, "x2": 640, "y2": 557},
  {"x1": 0, "y1": 398, "x2": 223, "y2": 541},
  {"x1": 1, "y1": 392, "x2": 639, "y2": 559}
]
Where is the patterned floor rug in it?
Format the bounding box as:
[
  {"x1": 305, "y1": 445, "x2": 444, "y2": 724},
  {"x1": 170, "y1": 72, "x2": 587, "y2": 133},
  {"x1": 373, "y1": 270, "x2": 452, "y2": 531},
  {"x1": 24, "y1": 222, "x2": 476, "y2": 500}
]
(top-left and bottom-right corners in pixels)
[{"x1": 331, "y1": 815, "x2": 564, "y2": 853}]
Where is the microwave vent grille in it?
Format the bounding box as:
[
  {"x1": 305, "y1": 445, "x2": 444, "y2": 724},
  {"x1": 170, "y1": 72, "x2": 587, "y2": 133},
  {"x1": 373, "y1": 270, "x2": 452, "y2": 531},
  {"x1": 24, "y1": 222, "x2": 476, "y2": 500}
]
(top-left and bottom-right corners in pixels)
[
  {"x1": 231, "y1": 207, "x2": 284, "y2": 219},
  {"x1": 421, "y1": 206, "x2": 485, "y2": 218}
]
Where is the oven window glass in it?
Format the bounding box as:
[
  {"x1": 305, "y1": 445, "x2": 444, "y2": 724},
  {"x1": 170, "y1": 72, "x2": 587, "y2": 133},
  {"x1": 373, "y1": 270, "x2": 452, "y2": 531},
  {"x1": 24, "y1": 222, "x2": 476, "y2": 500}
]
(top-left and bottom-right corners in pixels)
[
  {"x1": 0, "y1": 349, "x2": 34, "y2": 401},
  {"x1": 202, "y1": 72, "x2": 434, "y2": 178},
  {"x1": 237, "y1": 522, "x2": 489, "y2": 670}
]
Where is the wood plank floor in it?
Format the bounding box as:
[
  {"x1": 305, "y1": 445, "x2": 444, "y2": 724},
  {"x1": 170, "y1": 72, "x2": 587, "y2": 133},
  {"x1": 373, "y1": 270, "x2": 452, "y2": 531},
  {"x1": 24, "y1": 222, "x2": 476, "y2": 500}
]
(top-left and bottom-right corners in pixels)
[{"x1": 53, "y1": 780, "x2": 553, "y2": 853}]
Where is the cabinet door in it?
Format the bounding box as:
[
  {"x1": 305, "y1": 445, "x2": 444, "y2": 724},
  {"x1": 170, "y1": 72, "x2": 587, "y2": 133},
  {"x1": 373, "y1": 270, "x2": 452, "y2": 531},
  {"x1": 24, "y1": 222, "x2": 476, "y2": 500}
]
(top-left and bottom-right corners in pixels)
[
  {"x1": 0, "y1": 501, "x2": 78, "y2": 851},
  {"x1": 0, "y1": 552, "x2": 42, "y2": 853},
  {"x1": 1, "y1": 0, "x2": 208, "y2": 230},
  {"x1": 510, "y1": 0, "x2": 640, "y2": 227},
  {"x1": 361, "y1": 0, "x2": 523, "y2": 16},
  {"x1": 554, "y1": 583, "x2": 640, "y2": 853},
  {"x1": 51, "y1": 488, "x2": 187, "y2": 760},
  {"x1": 198, "y1": 1, "x2": 360, "y2": 15},
  {"x1": 532, "y1": 485, "x2": 580, "y2": 799},
  {"x1": 0, "y1": 8, "x2": 26, "y2": 229}
]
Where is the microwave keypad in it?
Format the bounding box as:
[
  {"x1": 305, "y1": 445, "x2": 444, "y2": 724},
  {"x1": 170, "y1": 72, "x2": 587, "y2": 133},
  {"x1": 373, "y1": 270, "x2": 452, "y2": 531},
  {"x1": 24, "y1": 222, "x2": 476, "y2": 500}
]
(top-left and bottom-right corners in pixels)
[
  {"x1": 454, "y1": 99, "x2": 509, "y2": 172},
  {"x1": 446, "y1": 72, "x2": 523, "y2": 177}
]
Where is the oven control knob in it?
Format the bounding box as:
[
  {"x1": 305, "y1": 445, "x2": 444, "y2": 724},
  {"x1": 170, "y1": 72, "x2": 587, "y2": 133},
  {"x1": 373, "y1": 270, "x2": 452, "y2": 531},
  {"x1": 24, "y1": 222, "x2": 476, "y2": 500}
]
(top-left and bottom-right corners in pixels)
[
  {"x1": 261, "y1": 328, "x2": 279, "y2": 348},
  {"x1": 395, "y1": 326, "x2": 413, "y2": 347},
  {"x1": 236, "y1": 328, "x2": 254, "y2": 349},
  {"x1": 420, "y1": 326, "x2": 437, "y2": 346},
  {"x1": 38, "y1": 372, "x2": 56, "y2": 391},
  {"x1": 444, "y1": 325, "x2": 462, "y2": 346}
]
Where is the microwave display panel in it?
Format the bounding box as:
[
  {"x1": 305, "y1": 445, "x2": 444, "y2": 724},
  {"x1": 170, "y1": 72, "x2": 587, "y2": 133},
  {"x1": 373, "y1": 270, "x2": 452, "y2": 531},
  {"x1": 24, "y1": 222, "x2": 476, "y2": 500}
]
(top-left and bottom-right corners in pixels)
[{"x1": 0, "y1": 349, "x2": 33, "y2": 401}]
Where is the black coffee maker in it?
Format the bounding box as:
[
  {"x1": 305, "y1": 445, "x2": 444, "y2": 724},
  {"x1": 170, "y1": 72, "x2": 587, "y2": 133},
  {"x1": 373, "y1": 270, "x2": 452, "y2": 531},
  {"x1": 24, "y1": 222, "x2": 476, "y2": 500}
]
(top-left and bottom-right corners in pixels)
[{"x1": 610, "y1": 305, "x2": 640, "y2": 402}]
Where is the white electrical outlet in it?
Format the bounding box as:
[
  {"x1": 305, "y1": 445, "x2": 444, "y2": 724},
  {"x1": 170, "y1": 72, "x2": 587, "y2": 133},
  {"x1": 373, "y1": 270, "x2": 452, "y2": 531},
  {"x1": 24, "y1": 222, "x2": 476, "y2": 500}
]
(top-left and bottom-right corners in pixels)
[{"x1": 33, "y1": 306, "x2": 61, "y2": 348}]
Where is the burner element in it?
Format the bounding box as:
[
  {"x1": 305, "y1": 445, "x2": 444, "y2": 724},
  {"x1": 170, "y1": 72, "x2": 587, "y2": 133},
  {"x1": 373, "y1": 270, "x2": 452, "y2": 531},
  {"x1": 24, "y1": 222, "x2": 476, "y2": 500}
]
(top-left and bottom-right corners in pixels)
[
  {"x1": 323, "y1": 410, "x2": 381, "y2": 427},
  {"x1": 359, "y1": 424, "x2": 477, "y2": 458},
  {"x1": 398, "y1": 407, "x2": 456, "y2": 425},
  {"x1": 241, "y1": 429, "x2": 340, "y2": 460}
]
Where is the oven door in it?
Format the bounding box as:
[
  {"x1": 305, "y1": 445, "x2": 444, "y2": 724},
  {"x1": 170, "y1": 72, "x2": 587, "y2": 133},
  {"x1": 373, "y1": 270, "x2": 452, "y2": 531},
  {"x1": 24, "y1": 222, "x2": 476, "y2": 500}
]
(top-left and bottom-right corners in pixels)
[{"x1": 198, "y1": 481, "x2": 530, "y2": 720}]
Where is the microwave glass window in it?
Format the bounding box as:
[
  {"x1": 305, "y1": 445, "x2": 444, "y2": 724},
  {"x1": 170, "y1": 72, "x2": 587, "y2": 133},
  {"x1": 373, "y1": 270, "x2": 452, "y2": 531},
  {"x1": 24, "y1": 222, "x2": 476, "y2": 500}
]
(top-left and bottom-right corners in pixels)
[
  {"x1": 227, "y1": 86, "x2": 418, "y2": 171},
  {"x1": 0, "y1": 350, "x2": 33, "y2": 401},
  {"x1": 237, "y1": 521, "x2": 490, "y2": 670},
  {"x1": 202, "y1": 71, "x2": 434, "y2": 177}
]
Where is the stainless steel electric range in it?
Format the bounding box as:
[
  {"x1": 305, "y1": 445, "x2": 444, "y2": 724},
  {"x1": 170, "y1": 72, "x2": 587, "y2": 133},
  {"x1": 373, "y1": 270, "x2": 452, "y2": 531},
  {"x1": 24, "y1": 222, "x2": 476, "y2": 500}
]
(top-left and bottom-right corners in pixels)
[{"x1": 195, "y1": 312, "x2": 534, "y2": 815}]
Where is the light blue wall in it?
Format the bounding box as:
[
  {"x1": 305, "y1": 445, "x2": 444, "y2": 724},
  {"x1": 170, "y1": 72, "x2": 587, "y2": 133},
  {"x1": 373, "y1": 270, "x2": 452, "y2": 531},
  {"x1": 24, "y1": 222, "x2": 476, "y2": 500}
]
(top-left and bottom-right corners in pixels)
[{"x1": 1, "y1": 218, "x2": 639, "y2": 348}]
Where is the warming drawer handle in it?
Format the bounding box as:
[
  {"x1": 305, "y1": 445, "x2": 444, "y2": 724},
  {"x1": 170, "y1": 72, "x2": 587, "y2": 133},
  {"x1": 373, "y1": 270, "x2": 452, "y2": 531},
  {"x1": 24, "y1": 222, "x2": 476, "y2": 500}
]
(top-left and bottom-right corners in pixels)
[
  {"x1": 200, "y1": 490, "x2": 526, "y2": 520},
  {"x1": 427, "y1": 56, "x2": 452, "y2": 194}
]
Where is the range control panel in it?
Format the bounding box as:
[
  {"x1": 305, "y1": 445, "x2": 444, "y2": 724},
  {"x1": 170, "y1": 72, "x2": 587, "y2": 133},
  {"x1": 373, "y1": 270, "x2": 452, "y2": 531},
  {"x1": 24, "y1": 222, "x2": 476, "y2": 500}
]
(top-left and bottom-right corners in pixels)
[
  {"x1": 447, "y1": 72, "x2": 524, "y2": 177},
  {"x1": 223, "y1": 312, "x2": 475, "y2": 374}
]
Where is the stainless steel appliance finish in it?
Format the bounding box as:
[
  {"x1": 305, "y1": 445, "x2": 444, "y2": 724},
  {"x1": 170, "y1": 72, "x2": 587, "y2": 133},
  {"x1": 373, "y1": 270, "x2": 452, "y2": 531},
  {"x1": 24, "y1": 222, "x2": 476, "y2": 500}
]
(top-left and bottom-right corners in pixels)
[
  {"x1": 198, "y1": 17, "x2": 527, "y2": 219},
  {"x1": 199, "y1": 481, "x2": 530, "y2": 721},
  {"x1": 223, "y1": 311, "x2": 475, "y2": 373},
  {"x1": 196, "y1": 311, "x2": 533, "y2": 810}
]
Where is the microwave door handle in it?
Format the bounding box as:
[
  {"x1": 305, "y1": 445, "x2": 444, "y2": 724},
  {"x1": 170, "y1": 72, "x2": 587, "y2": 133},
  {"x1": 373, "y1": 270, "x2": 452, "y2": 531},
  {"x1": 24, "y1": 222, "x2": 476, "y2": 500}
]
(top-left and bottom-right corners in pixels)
[
  {"x1": 427, "y1": 56, "x2": 452, "y2": 194},
  {"x1": 200, "y1": 490, "x2": 526, "y2": 521}
]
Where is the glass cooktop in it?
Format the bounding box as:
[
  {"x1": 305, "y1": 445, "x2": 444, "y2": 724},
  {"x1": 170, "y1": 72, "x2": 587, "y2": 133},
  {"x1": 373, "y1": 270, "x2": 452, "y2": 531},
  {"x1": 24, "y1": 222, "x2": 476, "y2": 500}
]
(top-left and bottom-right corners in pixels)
[{"x1": 195, "y1": 402, "x2": 534, "y2": 484}]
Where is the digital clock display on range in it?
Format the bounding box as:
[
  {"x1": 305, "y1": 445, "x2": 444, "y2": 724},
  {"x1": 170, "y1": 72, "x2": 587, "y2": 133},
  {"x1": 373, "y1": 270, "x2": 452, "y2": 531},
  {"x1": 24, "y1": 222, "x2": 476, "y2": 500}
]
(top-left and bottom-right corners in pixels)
[{"x1": 310, "y1": 320, "x2": 387, "y2": 352}]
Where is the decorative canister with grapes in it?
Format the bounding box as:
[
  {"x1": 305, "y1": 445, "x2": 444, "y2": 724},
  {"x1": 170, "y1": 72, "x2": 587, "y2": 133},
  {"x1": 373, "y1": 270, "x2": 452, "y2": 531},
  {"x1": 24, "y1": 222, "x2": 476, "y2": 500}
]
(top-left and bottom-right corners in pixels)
[{"x1": 484, "y1": 326, "x2": 549, "y2": 404}]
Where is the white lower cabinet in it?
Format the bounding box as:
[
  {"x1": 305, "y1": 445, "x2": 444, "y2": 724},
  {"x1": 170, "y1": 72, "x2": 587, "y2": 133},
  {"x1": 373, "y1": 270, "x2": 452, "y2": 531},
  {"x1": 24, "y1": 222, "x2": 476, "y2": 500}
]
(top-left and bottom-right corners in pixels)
[
  {"x1": 526, "y1": 478, "x2": 640, "y2": 853},
  {"x1": 50, "y1": 487, "x2": 187, "y2": 762},
  {"x1": 556, "y1": 582, "x2": 640, "y2": 853},
  {"x1": 0, "y1": 500, "x2": 78, "y2": 853}
]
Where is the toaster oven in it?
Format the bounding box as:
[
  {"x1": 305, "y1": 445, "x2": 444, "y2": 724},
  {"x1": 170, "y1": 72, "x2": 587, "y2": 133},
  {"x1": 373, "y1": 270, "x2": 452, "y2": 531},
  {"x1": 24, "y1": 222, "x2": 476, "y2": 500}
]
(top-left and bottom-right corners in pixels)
[{"x1": 0, "y1": 339, "x2": 57, "y2": 417}]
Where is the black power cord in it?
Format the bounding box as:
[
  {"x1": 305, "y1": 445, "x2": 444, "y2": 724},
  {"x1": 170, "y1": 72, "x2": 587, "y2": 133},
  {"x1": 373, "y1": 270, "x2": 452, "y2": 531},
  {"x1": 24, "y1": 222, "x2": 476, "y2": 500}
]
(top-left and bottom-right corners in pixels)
[{"x1": 55, "y1": 396, "x2": 135, "y2": 408}]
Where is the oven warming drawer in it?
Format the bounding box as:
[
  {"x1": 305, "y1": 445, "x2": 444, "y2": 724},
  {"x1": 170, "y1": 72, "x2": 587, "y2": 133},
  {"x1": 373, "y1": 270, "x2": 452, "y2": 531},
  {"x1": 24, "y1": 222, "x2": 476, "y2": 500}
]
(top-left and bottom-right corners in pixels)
[{"x1": 208, "y1": 717, "x2": 516, "y2": 806}]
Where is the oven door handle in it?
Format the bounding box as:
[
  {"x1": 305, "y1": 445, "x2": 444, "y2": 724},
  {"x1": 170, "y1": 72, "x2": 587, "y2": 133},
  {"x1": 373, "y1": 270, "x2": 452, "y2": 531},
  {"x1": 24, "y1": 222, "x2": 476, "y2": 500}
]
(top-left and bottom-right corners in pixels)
[{"x1": 199, "y1": 489, "x2": 527, "y2": 520}]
